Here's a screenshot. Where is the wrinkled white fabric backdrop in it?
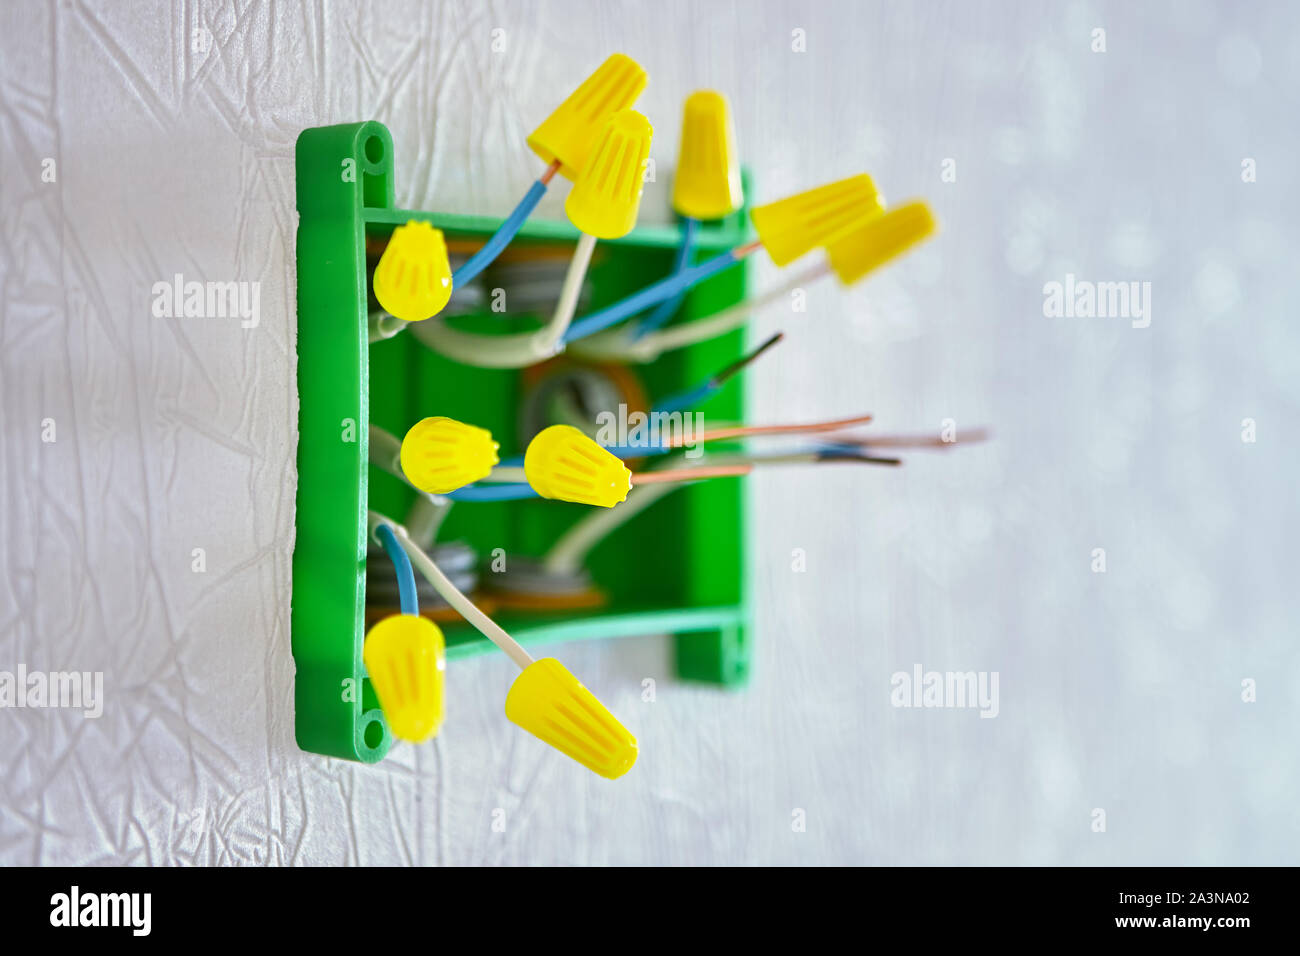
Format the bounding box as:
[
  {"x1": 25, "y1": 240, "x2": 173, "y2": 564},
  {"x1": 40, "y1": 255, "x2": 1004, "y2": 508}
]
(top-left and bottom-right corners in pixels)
[{"x1": 2, "y1": 0, "x2": 1297, "y2": 865}]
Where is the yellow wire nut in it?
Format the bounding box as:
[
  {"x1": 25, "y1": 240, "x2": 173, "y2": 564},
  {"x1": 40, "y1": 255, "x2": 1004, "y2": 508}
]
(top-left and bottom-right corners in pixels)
[
  {"x1": 363, "y1": 614, "x2": 446, "y2": 743},
  {"x1": 400, "y1": 416, "x2": 500, "y2": 495},
  {"x1": 524, "y1": 424, "x2": 632, "y2": 508},
  {"x1": 564, "y1": 109, "x2": 654, "y2": 240},
  {"x1": 527, "y1": 53, "x2": 648, "y2": 181},
  {"x1": 505, "y1": 657, "x2": 638, "y2": 779},
  {"x1": 372, "y1": 220, "x2": 454, "y2": 322},
  {"x1": 672, "y1": 90, "x2": 743, "y2": 220},
  {"x1": 750, "y1": 174, "x2": 883, "y2": 267},
  {"x1": 825, "y1": 201, "x2": 937, "y2": 286}
]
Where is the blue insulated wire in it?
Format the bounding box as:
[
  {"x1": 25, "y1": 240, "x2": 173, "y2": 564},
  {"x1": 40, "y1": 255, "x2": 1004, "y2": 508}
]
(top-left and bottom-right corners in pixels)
[
  {"x1": 633, "y1": 216, "x2": 700, "y2": 338},
  {"x1": 446, "y1": 482, "x2": 538, "y2": 502},
  {"x1": 451, "y1": 178, "x2": 549, "y2": 287},
  {"x1": 562, "y1": 248, "x2": 742, "y2": 344},
  {"x1": 375, "y1": 523, "x2": 418, "y2": 617}
]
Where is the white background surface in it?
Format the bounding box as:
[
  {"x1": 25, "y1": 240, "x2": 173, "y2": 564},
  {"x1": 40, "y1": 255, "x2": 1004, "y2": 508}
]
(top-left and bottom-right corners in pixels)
[{"x1": 2, "y1": 0, "x2": 1297, "y2": 865}]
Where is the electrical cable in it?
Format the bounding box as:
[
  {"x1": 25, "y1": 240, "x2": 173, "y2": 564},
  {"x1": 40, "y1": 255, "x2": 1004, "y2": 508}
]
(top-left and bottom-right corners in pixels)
[
  {"x1": 576, "y1": 264, "x2": 826, "y2": 363},
  {"x1": 540, "y1": 447, "x2": 899, "y2": 575},
  {"x1": 561, "y1": 240, "x2": 762, "y2": 344},
  {"x1": 374, "y1": 523, "x2": 419, "y2": 617},
  {"x1": 661, "y1": 412, "x2": 874, "y2": 448},
  {"x1": 382, "y1": 518, "x2": 535, "y2": 670},
  {"x1": 446, "y1": 482, "x2": 536, "y2": 502},
  {"x1": 409, "y1": 231, "x2": 599, "y2": 369},
  {"x1": 632, "y1": 216, "x2": 699, "y2": 338},
  {"x1": 652, "y1": 332, "x2": 783, "y2": 414},
  {"x1": 450, "y1": 161, "x2": 561, "y2": 287},
  {"x1": 543, "y1": 481, "x2": 679, "y2": 574}
]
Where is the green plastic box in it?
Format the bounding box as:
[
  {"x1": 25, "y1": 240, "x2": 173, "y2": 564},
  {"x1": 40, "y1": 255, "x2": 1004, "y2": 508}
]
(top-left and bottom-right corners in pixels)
[{"x1": 292, "y1": 121, "x2": 754, "y2": 763}]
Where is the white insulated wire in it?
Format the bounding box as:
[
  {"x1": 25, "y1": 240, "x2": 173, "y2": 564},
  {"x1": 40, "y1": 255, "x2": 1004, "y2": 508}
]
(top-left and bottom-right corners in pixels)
[
  {"x1": 573, "y1": 263, "x2": 829, "y2": 364},
  {"x1": 409, "y1": 233, "x2": 598, "y2": 368},
  {"x1": 375, "y1": 516, "x2": 535, "y2": 670}
]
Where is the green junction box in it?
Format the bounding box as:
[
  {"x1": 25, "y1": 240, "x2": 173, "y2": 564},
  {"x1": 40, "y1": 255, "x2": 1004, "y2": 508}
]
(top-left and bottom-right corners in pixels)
[{"x1": 292, "y1": 121, "x2": 755, "y2": 763}]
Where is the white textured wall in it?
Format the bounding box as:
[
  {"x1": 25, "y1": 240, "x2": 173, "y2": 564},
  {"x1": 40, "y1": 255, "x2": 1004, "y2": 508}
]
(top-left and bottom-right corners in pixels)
[{"x1": 2, "y1": 0, "x2": 1297, "y2": 865}]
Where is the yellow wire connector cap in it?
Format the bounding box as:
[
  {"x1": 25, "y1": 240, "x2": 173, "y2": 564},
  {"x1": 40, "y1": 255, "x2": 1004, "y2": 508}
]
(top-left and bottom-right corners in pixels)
[
  {"x1": 372, "y1": 220, "x2": 454, "y2": 322},
  {"x1": 564, "y1": 109, "x2": 654, "y2": 239},
  {"x1": 750, "y1": 174, "x2": 882, "y2": 266},
  {"x1": 672, "y1": 90, "x2": 743, "y2": 220},
  {"x1": 400, "y1": 416, "x2": 500, "y2": 495},
  {"x1": 826, "y1": 201, "x2": 937, "y2": 286},
  {"x1": 524, "y1": 424, "x2": 632, "y2": 507},
  {"x1": 364, "y1": 614, "x2": 446, "y2": 743},
  {"x1": 528, "y1": 53, "x2": 648, "y2": 181},
  {"x1": 505, "y1": 658, "x2": 638, "y2": 778}
]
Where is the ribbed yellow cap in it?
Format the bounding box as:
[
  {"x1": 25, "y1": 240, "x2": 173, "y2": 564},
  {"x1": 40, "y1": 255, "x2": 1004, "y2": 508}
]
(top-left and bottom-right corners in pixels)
[
  {"x1": 363, "y1": 614, "x2": 446, "y2": 743},
  {"x1": 524, "y1": 424, "x2": 631, "y2": 508},
  {"x1": 750, "y1": 174, "x2": 882, "y2": 266},
  {"x1": 505, "y1": 658, "x2": 638, "y2": 778},
  {"x1": 372, "y1": 220, "x2": 454, "y2": 321},
  {"x1": 672, "y1": 90, "x2": 742, "y2": 220},
  {"x1": 527, "y1": 53, "x2": 648, "y2": 181},
  {"x1": 564, "y1": 109, "x2": 654, "y2": 239},
  {"x1": 826, "y1": 201, "x2": 937, "y2": 286},
  {"x1": 399, "y1": 416, "x2": 500, "y2": 495}
]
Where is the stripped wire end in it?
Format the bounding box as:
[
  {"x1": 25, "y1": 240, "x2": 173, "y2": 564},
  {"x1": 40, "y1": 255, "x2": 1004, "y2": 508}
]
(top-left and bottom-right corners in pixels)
[
  {"x1": 817, "y1": 451, "x2": 903, "y2": 466},
  {"x1": 652, "y1": 332, "x2": 785, "y2": 415},
  {"x1": 821, "y1": 426, "x2": 992, "y2": 451},
  {"x1": 712, "y1": 332, "x2": 784, "y2": 386},
  {"x1": 664, "y1": 412, "x2": 875, "y2": 449}
]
